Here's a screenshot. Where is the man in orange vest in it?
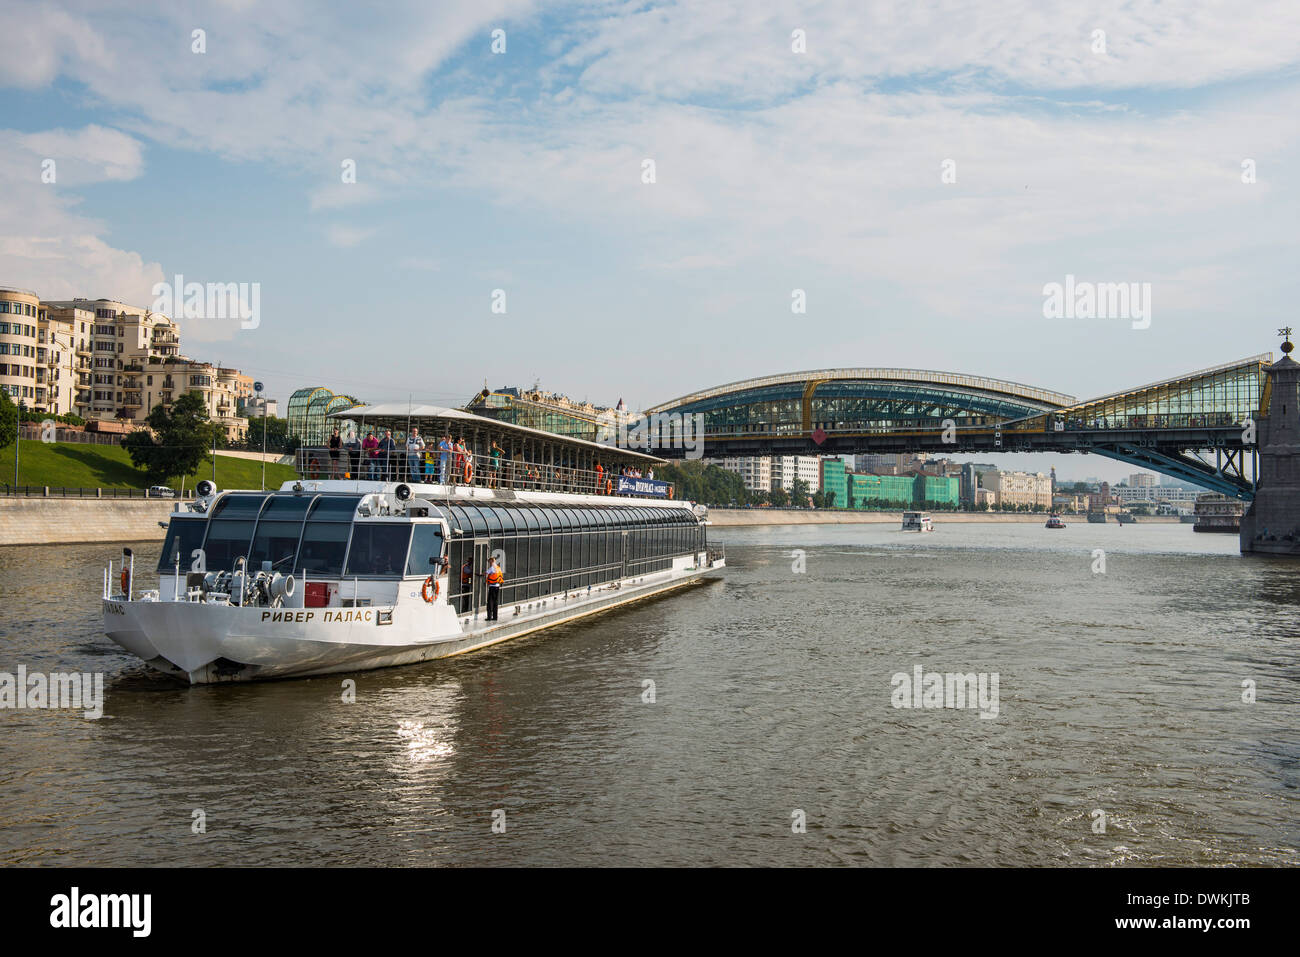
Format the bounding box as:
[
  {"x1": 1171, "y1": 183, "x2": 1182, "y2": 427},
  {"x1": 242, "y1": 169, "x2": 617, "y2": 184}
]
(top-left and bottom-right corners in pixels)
[
  {"x1": 485, "y1": 556, "x2": 504, "y2": 621},
  {"x1": 459, "y1": 557, "x2": 473, "y2": 614}
]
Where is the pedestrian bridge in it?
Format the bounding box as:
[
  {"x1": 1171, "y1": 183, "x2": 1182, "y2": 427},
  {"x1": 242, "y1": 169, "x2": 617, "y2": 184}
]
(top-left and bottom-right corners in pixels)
[{"x1": 644, "y1": 354, "x2": 1273, "y2": 498}]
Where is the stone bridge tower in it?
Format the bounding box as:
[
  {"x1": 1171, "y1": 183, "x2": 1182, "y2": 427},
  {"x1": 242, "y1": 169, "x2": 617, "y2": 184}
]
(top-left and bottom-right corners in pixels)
[{"x1": 1240, "y1": 329, "x2": 1300, "y2": 553}]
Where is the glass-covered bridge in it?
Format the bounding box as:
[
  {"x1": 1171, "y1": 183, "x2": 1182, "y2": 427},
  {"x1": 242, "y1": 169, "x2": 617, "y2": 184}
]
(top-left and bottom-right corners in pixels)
[{"x1": 644, "y1": 356, "x2": 1273, "y2": 497}]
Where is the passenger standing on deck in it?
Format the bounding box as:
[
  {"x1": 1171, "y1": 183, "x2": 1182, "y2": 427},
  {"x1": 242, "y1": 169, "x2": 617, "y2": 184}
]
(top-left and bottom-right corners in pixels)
[
  {"x1": 363, "y1": 430, "x2": 379, "y2": 480},
  {"x1": 438, "y1": 434, "x2": 452, "y2": 485},
  {"x1": 378, "y1": 429, "x2": 396, "y2": 481},
  {"x1": 328, "y1": 428, "x2": 342, "y2": 477},
  {"x1": 488, "y1": 440, "x2": 503, "y2": 489},
  {"x1": 485, "y1": 556, "x2": 503, "y2": 621},
  {"x1": 595, "y1": 460, "x2": 604, "y2": 494},
  {"x1": 406, "y1": 428, "x2": 426, "y2": 482},
  {"x1": 454, "y1": 436, "x2": 470, "y2": 485},
  {"x1": 459, "y1": 557, "x2": 473, "y2": 614},
  {"x1": 344, "y1": 429, "x2": 361, "y2": 479}
]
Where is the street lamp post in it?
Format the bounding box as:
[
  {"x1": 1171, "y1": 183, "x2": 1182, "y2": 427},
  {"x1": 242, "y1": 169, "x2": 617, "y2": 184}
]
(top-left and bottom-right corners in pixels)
[
  {"x1": 255, "y1": 382, "x2": 266, "y2": 491},
  {"x1": 13, "y1": 399, "x2": 25, "y2": 487}
]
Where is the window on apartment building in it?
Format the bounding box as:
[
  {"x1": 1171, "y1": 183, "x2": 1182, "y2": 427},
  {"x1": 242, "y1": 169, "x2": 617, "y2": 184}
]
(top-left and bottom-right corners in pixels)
[{"x1": 0, "y1": 302, "x2": 9, "y2": 313}]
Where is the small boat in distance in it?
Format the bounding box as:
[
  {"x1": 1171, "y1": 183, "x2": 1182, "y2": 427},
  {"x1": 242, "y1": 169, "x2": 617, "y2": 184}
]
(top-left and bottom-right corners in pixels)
[
  {"x1": 1046, "y1": 513, "x2": 1066, "y2": 528},
  {"x1": 902, "y1": 511, "x2": 933, "y2": 532}
]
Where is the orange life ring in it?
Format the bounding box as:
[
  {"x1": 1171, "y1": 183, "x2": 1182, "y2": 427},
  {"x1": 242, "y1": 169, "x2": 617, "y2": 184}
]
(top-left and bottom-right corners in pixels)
[
  {"x1": 463, "y1": 460, "x2": 473, "y2": 483},
  {"x1": 120, "y1": 569, "x2": 129, "y2": 594},
  {"x1": 421, "y1": 575, "x2": 440, "y2": 603}
]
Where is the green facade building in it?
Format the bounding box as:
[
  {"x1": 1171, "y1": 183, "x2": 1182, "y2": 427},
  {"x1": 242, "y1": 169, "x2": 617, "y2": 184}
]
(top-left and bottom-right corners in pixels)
[
  {"x1": 820, "y1": 462, "x2": 960, "y2": 509},
  {"x1": 820, "y1": 459, "x2": 847, "y2": 509}
]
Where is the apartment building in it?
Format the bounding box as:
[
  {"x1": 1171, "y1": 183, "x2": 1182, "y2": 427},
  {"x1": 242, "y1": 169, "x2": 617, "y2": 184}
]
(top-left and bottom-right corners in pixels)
[
  {"x1": 717, "y1": 455, "x2": 772, "y2": 492},
  {"x1": 0, "y1": 286, "x2": 40, "y2": 405},
  {"x1": 983, "y1": 469, "x2": 1053, "y2": 508},
  {"x1": 23, "y1": 293, "x2": 254, "y2": 441},
  {"x1": 772, "y1": 455, "x2": 822, "y2": 494}
]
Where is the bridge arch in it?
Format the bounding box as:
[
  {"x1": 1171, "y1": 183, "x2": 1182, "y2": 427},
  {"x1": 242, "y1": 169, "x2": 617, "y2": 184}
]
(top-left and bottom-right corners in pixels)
[{"x1": 645, "y1": 368, "x2": 1075, "y2": 441}]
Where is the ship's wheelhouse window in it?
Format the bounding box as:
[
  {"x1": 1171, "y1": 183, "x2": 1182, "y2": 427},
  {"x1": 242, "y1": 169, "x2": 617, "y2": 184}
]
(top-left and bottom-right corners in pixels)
[
  {"x1": 296, "y1": 496, "x2": 360, "y2": 576},
  {"x1": 209, "y1": 493, "x2": 269, "y2": 520},
  {"x1": 248, "y1": 494, "x2": 314, "y2": 570},
  {"x1": 156, "y1": 517, "x2": 207, "y2": 572},
  {"x1": 405, "y1": 524, "x2": 445, "y2": 577},
  {"x1": 202, "y1": 519, "x2": 256, "y2": 570},
  {"x1": 345, "y1": 524, "x2": 413, "y2": 577},
  {"x1": 200, "y1": 494, "x2": 271, "y2": 569}
]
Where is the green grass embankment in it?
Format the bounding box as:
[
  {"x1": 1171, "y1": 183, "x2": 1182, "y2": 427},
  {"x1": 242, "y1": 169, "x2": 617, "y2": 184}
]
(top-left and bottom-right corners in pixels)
[{"x1": 0, "y1": 439, "x2": 297, "y2": 491}]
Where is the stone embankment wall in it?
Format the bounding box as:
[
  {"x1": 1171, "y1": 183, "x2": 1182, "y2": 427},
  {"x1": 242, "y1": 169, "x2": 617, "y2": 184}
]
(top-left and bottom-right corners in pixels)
[
  {"x1": 0, "y1": 498, "x2": 174, "y2": 546},
  {"x1": 708, "y1": 509, "x2": 1180, "y2": 527}
]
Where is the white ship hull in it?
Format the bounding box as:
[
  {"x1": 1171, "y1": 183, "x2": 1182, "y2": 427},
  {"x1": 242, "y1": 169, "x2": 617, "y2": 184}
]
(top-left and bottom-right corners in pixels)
[{"x1": 104, "y1": 559, "x2": 722, "y2": 684}]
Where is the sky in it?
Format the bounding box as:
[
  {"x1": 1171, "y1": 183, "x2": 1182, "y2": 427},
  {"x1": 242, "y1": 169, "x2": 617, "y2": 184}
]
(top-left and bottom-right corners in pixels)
[{"x1": 2, "y1": 0, "x2": 1298, "y2": 482}]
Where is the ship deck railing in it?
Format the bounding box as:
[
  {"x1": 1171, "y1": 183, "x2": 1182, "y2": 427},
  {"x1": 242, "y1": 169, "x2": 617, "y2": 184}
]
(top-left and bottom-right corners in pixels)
[{"x1": 293, "y1": 447, "x2": 675, "y2": 500}]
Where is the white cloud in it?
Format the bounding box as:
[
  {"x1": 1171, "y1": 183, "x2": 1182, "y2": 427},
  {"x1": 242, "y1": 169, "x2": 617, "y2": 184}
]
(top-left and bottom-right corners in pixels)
[
  {"x1": 0, "y1": 124, "x2": 161, "y2": 302},
  {"x1": 325, "y1": 224, "x2": 377, "y2": 248},
  {"x1": 1, "y1": 0, "x2": 1298, "y2": 375}
]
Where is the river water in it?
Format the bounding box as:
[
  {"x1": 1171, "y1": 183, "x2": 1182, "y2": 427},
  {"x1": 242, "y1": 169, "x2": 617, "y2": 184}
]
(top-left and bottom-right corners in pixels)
[{"x1": 1, "y1": 522, "x2": 1296, "y2": 866}]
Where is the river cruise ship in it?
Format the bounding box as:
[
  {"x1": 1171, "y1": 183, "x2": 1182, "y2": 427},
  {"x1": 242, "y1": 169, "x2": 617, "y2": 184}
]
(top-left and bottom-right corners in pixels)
[
  {"x1": 101, "y1": 404, "x2": 724, "y2": 683},
  {"x1": 1193, "y1": 492, "x2": 1245, "y2": 532}
]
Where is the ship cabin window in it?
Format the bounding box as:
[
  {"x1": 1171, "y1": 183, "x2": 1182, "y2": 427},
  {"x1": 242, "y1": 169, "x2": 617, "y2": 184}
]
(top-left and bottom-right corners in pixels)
[
  {"x1": 405, "y1": 523, "x2": 445, "y2": 577},
  {"x1": 248, "y1": 494, "x2": 314, "y2": 571},
  {"x1": 345, "y1": 524, "x2": 413, "y2": 578},
  {"x1": 156, "y1": 516, "x2": 208, "y2": 573},
  {"x1": 297, "y1": 495, "x2": 362, "y2": 576},
  {"x1": 201, "y1": 493, "x2": 271, "y2": 570}
]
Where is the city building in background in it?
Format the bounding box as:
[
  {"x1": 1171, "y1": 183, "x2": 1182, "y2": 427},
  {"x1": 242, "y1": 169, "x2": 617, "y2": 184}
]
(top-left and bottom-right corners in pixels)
[
  {"x1": 717, "y1": 455, "x2": 772, "y2": 492},
  {"x1": 773, "y1": 455, "x2": 821, "y2": 494},
  {"x1": 816, "y1": 457, "x2": 958, "y2": 509},
  {"x1": 240, "y1": 395, "x2": 279, "y2": 418},
  {"x1": 0, "y1": 286, "x2": 40, "y2": 406},
  {"x1": 960, "y1": 462, "x2": 978, "y2": 506},
  {"x1": 0, "y1": 288, "x2": 260, "y2": 441},
  {"x1": 465, "y1": 386, "x2": 628, "y2": 444},
  {"x1": 982, "y1": 470, "x2": 1053, "y2": 509}
]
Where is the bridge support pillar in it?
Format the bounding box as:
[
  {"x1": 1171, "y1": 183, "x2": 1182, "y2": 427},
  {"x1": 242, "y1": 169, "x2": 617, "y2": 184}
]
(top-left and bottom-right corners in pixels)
[{"x1": 1241, "y1": 340, "x2": 1300, "y2": 554}]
